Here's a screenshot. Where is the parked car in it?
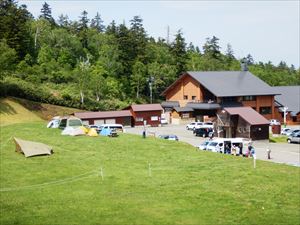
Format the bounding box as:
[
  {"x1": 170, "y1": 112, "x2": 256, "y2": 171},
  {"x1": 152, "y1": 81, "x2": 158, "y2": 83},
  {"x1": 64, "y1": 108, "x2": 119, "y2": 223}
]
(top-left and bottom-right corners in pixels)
[
  {"x1": 158, "y1": 134, "x2": 179, "y2": 141},
  {"x1": 89, "y1": 125, "x2": 101, "y2": 133},
  {"x1": 206, "y1": 138, "x2": 246, "y2": 154},
  {"x1": 197, "y1": 140, "x2": 212, "y2": 150},
  {"x1": 281, "y1": 128, "x2": 291, "y2": 135},
  {"x1": 186, "y1": 122, "x2": 203, "y2": 130},
  {"x1": 287, "y1": 132, "x2": 300, "y2": 144},
  {"x1": 288, "y1": 129, "x2": 300, "y2": 137},
  {"x1": 99, "y1": 124, "x2": 124, "y2": 132},
  {"x1": 194, "y1": 128, "x2": 214, "y2": 137},
  {"x1": 194, "y1": 122, "x2": 214, "y2": 131},
  {"x1": 269, "y1": 119, "x2": 280, "y2": 125},
  {"x1": 160, "y1": 118, "x2": 168, "y2": 125}
]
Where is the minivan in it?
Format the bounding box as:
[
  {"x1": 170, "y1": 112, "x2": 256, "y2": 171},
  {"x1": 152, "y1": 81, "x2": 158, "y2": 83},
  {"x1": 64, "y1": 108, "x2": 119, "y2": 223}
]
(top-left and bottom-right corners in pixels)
[{"x1": 206, "y1": 138, "x2": 247, "y2": 155}]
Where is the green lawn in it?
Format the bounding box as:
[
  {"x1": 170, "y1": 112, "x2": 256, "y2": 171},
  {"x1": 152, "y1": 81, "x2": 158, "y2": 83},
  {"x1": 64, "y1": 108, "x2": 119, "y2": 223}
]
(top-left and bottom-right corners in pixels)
[{"x1": 1, "y1": 123, "x2": 300, "y2": 225}]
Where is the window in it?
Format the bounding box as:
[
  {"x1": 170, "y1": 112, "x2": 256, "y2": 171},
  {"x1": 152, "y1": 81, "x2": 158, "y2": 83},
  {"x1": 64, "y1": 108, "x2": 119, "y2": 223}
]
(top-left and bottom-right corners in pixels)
[
  {"x1": 136, "y1": 117, "x2": 143, "y2": 122},
  {"x1": 259, "y1": 107, "x2": 272, "y2": 114},
  {"x1": 192, "y1": 96, "x2": 196, "y2": 100},
  {"x1": 184, "y1": 95, "x2": 188, "y2": 100},
  {"x1": 182, "y1": 113, "x2": 189, "y2": 118},
  {"x1": 222, "y1": 97, "x2": 236, "y2": 102},
  {"x1": 151, "y1": 116, "x2": 158, "y2": 121},
  {"x1": 242, "y1": 96, "x2": 256, "y2": 101}
]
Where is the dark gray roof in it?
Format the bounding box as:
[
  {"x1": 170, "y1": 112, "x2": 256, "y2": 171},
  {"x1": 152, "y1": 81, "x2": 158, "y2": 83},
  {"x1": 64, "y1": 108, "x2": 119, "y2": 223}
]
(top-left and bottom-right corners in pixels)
[
  {"x1": 173, "y1": 107, "x2": 194, "y2": 112},
  {"x1": 273, "y1": 86, "x2": 300, "y2": 115},
  {"x1": 186, "y1": 102, "x2": 221, "y2": 110},
  {"x1": 187, "y1": 71, "x2": 280, "y2": 97},
  {"x1": 161, "y1": 101, "x2": 180, "y2": 108}
]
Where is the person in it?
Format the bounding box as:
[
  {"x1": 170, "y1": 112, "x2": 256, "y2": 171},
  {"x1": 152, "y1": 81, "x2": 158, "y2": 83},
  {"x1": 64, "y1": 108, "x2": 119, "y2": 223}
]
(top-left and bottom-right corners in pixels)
[
  {"x1": 250, "y1": 146, "x2": 255, "y2": 158},
  {"x1": 267, "y1": 147, "x2": 271, "y2": 160},
  {"x1": 235, "y1": 145, "x2": 240, "y2": 156},
  {"x1": 248, "y1": 144, "x2": 252, "y2": 157},
  {"x1": 208, "y1": 131, "x2": 213, "y2": 140},
  {"x1": 231, "y1": 145, "x2": 236, "y2": 156}
]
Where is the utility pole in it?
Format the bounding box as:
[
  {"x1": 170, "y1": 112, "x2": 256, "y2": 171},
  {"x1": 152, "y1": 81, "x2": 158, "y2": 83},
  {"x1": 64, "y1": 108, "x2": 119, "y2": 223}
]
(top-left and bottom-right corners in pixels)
[
  {"x1": 283, "y1": 106, "x2": 288, "y2": 127},
  {"x1": 147, "y1": 76, "x2": 154, "y2": 104}
]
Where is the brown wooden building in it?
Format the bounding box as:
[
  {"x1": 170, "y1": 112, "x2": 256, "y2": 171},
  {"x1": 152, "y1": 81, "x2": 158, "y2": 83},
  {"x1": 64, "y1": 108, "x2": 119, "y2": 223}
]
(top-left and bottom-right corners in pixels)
[
  {"x1": 127, "y1": 104, "x2": 163, "y2": 127},
  {"x1": 161, "y1": 71, "x2": 280, "y2": 124},
  {"x1": 74, "y1": 110, "x2": 132, "y2": 126}
]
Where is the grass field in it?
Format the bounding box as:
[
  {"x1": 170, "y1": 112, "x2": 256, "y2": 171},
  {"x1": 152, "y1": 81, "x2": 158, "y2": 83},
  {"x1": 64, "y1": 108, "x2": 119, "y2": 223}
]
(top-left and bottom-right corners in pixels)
[
  {"x1": 1, "y1": 122, "x2": 300, "y2": 225},
  {"x1": 0, "y1": 97, "x2": 81, "y2": 126}
]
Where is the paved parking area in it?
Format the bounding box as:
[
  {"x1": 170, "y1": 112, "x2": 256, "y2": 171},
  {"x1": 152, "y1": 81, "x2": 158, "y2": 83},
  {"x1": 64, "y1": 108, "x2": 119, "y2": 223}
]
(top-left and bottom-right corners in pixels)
[{"x1": 125, "y1": 124, "x2": 300, "y2": 167}]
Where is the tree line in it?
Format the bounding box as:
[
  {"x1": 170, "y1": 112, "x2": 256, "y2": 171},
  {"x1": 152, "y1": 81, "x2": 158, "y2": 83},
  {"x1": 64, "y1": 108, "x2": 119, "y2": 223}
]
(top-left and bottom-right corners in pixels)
[{"x1": 1, "y1": 1, "x2": 299, "y2": 110}]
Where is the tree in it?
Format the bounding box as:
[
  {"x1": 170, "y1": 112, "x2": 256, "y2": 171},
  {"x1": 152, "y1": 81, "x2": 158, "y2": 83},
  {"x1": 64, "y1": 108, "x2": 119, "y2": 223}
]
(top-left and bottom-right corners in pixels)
[
  {"x1": 131, "y1": 60, "x2": 146, "y2": 99},
  {"x1": 90, "y1": 12, "x2": 105, "y2": 32},
  {"x1": 171, "y1": 30, "x2": 187, "y2": 74},
  {"x1": 246, "y1": 54, "x2": 254, "y2": 65},
  {"x1": 203, "y1": 36, "x2": 221, "y2": 59},
  {"x1": 0, "y1": 40, "x2": 17, "y2": 77},
  {"x1": 76, "y1": 57, "x2": 91, "y2": 104},
  {"x1": 58, "y1": 14, "x2": 69, "y2": 28},
  {"x1": 78, "y1": 10, "x2": 89, "y2": 48},
  {"x1": 225, "y1": 43, "x2": 235, "y2": 60},
  {"x1": 39, "y1": 2, "x2": 55, "y2": 25},
  {"x1": 90, "y1": 64, "x2": 106, "y2": 101},
  {"x1": 0, "y1": 0, "x2": 33, "y2": 59},
  {"x1": 106, "y1": 20, "x2": 117, "y2": 36}
]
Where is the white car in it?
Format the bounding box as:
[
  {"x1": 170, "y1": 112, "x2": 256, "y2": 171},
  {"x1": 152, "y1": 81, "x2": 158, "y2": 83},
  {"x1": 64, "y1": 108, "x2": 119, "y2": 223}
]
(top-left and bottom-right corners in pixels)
[
  {"x1": 269, "y1": 119, "x2": 280, "y2": 125},
  {"x1": 281, "y1": 128, "x2": 291, "y2": 135},
  {"x1": 161, "y1": 118, "x2": 168, "y2": 125},
  {"x1": 186, "y1": 122, "x2": 203, "y2": 130},
  {"x1": 194, "y1": 121, "x2": 214, "y2": 130}
]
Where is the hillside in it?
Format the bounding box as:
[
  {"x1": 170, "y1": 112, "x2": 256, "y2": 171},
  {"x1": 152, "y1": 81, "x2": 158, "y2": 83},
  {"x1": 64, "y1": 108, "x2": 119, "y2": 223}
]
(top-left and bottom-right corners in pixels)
[
  {"x1": 0, "y1": 97, "x2": 81, "y2": 126},
  {"x1": 1, "y1": 122, "x2": 299, "y2": 225}
]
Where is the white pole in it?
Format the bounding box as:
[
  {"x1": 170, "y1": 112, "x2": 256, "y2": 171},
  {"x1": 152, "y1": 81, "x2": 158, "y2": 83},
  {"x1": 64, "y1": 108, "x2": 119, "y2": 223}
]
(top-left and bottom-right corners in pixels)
[
  {"x1": 148, "y1": 163, "x2": 152, "y2": 177},
  {"x1": 283, "y1": 107, "x2": 288, "y2": 127},
  {"x1": 253, "y1": 156, "x2": 256, "y2": 169},
  {"x1": 100, "y1": 167, "x2": 104, "y2": 180}
]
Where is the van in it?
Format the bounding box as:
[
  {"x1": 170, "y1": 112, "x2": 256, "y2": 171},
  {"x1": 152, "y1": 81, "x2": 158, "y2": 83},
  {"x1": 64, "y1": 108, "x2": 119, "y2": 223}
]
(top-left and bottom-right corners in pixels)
[
  {"x1": 206, "y1": 138, "x2": 246, "y2": 155},
  {"x1": 99, "y1": 124, "x2": 124, "y2": 132}
]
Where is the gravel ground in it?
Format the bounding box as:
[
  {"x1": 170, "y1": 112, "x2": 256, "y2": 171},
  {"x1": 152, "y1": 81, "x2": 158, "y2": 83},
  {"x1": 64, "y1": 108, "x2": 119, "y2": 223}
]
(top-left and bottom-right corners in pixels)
[{"x1": 125, "y1": 124, "x2": 300, "y2": 167}]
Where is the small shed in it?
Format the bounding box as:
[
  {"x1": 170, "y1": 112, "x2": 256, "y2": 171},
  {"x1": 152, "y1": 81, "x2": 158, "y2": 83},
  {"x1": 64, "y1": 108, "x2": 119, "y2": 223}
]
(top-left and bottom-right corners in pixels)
[
  {"x1": 128, "y1": 104, "x2": 163, "y2": 127},
  {"x1": 222, "y1": 107, "x2": 270, "y2": 140},
  {"x1": 74, "y1": 110, "x2": 132, "y2": 126}
]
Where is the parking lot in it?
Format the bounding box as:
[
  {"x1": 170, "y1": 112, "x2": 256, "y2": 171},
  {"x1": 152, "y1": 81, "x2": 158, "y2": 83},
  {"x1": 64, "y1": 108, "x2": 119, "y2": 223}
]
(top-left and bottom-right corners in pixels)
[{"x1": 125, "y1": 124, "x2": 300, "y2": 167}]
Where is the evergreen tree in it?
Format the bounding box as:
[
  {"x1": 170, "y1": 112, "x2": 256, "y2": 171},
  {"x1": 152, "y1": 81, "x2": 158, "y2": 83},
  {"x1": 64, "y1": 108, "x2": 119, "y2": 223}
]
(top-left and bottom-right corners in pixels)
[
  {"x1": 91, "y1": 12, "x2": 105, "y2": 32},
  {"x1": 0, "y1": 0, "x2": 33, "y2": 59},
  {"x1": 246, "y1": 54, "x2": 254, "y2": 65},
  {"x1": 171, "y1": 30, "x2": 187, "y2": 74},
  {"x1": 58, "y1": 14, "x2": 69, "y2": 28},
  {"x1": 129, "y1": 16, "x2": 147, "y2": 61},
  {"x1": 106, "y1": 20, "x2": 117, "y2": 36},
  {"x1": 203, "y1": 36, "x2": 221, "y2": 59},
  {"x1": 225, "y1": 43, "x2": 235, "y2": 60},
  {"x1": 78, "y1": 10, "x2": 89, "y2": 48},
  {"x1": 39, "y1": 2, "x2": 55, "y2": 25}
]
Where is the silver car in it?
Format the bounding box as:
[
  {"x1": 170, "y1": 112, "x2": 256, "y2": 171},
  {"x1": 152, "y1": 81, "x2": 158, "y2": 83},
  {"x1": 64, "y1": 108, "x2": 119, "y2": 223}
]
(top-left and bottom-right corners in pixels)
[{"x1": 287, "y1": 132, "x2": 300, "y2": 144}]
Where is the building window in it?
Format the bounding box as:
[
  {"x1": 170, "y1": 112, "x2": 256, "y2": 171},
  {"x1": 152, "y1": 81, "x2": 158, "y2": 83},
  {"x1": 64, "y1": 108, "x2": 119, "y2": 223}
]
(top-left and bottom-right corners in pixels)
[
  {"x1": 151, "y1": 116, "x2": 158, "y2": 121},
  {"x1": 182, "y1": 113, "x2": 189, "y2": 118},
  {"x1": 242, "y1": 96, "x2": 256, "y2": 101},
  {"x1": 192, "y1": 96, "x2": 196, "y2": 100},
  {"x1": 136, "y1": 117, "x2": 143, "y2": 122},
  {"x1": 222, "y1": 97, "x2": 236, "y2": 102},
  {"x1": 184, "y1": 95, "x2": 188, "y2": 100},
  {"x1": 259, "y1": 107, "x2": 272, "y2": 114}
]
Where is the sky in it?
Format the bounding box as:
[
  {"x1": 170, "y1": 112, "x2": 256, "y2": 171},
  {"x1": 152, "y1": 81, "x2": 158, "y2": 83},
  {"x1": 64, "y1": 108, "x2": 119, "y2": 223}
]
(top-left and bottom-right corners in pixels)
[{"x1": 19, "y1": 0, "x2": 300, "y2": 68}]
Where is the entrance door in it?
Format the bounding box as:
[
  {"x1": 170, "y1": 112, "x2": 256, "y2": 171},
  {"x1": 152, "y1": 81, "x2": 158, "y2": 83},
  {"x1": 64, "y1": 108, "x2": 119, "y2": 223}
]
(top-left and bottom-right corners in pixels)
[{"x1": 105, "y1": 119, "x2": 116, "y2": 124}]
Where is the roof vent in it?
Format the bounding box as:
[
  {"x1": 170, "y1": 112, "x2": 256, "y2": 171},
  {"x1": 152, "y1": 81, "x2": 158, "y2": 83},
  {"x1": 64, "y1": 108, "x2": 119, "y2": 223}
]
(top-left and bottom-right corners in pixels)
[{"x1": 240, "y1": 58, "x2": 248, "y2": 71}]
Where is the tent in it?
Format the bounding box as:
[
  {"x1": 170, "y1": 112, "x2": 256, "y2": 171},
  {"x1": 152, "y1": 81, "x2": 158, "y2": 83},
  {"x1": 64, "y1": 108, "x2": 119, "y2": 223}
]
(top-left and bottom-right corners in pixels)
[
  {"x1": 100, "y1": 128, "x2": 112, "y2": 136},
  {"x1": 14, "y1": 137, "x2": 53, "y2": 157},
  {"x1": 61, "y1": 127, "x2": 86, "y2": 136},
  {"x1": 59, "y1": 116, "x2": 83, "y2": 129},
  {"x1": 87, "y1": 128, "x2": 98, "y2": 137}
]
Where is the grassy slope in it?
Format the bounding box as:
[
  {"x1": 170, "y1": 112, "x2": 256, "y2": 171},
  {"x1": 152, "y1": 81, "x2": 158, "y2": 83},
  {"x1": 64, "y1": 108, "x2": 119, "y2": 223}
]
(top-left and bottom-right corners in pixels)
[
  {"x1": 0, "y1": 97, "x2": 81, "y2": 126},
  {"x1": 0, "y1": 123, "x2": 299, "y2": 225}
]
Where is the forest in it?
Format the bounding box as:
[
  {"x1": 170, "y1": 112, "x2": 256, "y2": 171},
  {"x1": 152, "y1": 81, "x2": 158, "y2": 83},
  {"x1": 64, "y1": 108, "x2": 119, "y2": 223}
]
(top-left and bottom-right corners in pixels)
[{"x1": 1, "y1": 0, "x2": 299, "y2": 110}]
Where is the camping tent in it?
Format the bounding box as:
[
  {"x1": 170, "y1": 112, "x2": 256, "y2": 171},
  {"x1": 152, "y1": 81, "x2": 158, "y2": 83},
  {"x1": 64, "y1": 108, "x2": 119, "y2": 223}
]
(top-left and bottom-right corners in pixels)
[
  {"x1": 14, "y1": 137, "x2": 53, "y2": 157},
  {"x1": 100, "y1": 128, "x2": 111, "y2": 136},
  {"x1": 59, "y1": 116, "x2": 83, "y2": 129},
  {"x1": 87, "y1": 128, "x2": 98, "y2": 137},
  {"x1": 61, "y1": 127, "x2": 86, "y2": 136}
]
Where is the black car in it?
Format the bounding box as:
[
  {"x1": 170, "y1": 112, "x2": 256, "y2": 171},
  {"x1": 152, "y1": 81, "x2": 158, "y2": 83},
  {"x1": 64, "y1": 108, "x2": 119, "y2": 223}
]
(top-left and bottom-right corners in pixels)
[
  {"x1": 158, "y1": 134, "x2": 179, "y2": 141},
  {"x1": 194, "y1": 128, "x2": 213, "y2": 137}
]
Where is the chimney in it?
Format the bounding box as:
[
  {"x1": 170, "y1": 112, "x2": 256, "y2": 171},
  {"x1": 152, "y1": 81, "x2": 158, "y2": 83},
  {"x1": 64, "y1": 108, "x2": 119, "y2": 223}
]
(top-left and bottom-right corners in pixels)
[{"x1": 241, "y1": 58, "x2": 248, "y2": 71}]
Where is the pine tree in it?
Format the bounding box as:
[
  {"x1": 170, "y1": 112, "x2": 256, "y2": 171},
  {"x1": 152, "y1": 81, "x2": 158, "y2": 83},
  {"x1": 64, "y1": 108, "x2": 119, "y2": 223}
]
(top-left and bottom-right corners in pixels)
[
  {"x1": 171, "y1": 30, "x2": 187, "y2": 74},
  {"x1": 203, "y1": 36, "x2": 221, "y2": 59},
  {"x1": 90, "y1": 12, "x2": 105, "y2": 32},
  {"x1": 225, "y1": 43, "x2": 235, "y2": 60},
  {"x1": 106, "y1": 20, "x2": 117, "y2": 35},
  {"x1": 58, "y1": 14, "x2": 69, "y2": 28},
  {"x1": 78, "y1": 10, "x2": 89, "y2": 48},
  {"x1": 129, "y1": 16, "x2": 147, "y2": 61},
  {"x1": 40, "y1": 2, "x2": 55, "y2": 25},
  {"x1": 246, "y1": 54, "x2": 254, "y2": 65}
]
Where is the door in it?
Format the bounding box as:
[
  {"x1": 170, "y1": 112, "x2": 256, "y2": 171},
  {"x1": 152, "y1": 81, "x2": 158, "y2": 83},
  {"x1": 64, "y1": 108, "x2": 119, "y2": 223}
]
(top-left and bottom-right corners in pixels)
[
  {"x1": 105, "y1": 119, "x2": 116, "y2": 124},
  {"x1": 94, "y1": 119, "x2": 104, "y2": 125}
]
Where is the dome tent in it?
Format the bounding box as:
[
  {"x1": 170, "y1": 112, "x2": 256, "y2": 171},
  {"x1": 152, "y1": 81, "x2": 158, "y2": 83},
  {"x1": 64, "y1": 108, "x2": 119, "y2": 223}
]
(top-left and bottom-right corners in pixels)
[{"x1": 58, "y1": 116, "x2": 83, "y2": 129}]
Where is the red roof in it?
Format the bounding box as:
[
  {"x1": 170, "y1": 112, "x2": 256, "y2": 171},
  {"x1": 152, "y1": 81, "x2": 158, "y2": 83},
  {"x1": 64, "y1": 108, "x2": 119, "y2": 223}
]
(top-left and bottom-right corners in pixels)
[
  {"x1": 74, "y1": 110, "x2": 132, "y2": 119},
  {"x1": 131, "y1": 104, "x2": 163, "y2": 112},
  {"x1": 224, "y1": 107, "x2": 269, "y2": 125}
]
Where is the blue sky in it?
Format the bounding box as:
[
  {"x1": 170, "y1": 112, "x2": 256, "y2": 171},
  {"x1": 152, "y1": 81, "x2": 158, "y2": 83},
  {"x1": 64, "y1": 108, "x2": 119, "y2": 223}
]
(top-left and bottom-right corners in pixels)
[{"x1": 19, "y1": 0, "x2": 300, "y2": 68}]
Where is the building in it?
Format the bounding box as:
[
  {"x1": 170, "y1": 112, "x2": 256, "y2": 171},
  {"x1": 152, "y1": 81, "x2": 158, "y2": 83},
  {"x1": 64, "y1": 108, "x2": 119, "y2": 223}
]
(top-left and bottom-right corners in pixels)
[
  {"x1": 74, "y1": 110, "x2": 132, "y2": 126},
  {"x1": 161, "y1": 71, "x2": 280, "y2": 123},
  {"x1": 218, "y1": 107, "x2": 270, "y2": 140},
  {"x1": 272, "y1": 86, "x2": 300, "y2": 125},
  {"x1": 127, "y1": 104, "x2": 163, "y2": 127}
]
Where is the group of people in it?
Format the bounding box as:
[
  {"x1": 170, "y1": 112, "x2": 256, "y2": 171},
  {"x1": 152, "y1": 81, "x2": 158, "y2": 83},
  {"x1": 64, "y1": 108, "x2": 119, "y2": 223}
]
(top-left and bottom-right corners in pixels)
[{"x1": 223, "y1": 143, "x2": 256, "y2": 158}]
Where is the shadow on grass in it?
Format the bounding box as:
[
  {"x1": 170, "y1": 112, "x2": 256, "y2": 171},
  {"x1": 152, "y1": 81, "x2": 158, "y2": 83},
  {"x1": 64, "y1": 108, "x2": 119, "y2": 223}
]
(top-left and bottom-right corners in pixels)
[{"x1": 0, "y1": 99, "x2": 17, "y2": 114}]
